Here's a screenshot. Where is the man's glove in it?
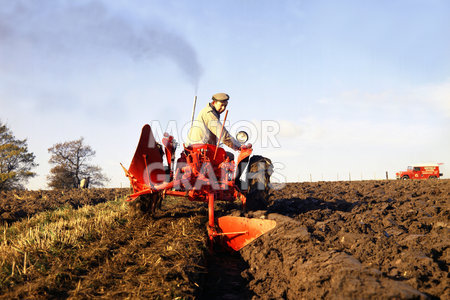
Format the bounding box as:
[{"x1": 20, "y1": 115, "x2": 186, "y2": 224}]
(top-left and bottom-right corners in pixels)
[{"x1": 240, "y1": 143, "x2": 252, "y2": 151}]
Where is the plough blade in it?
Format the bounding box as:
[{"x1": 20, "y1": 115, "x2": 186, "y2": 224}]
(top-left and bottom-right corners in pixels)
[
  {"x1": 128, "y1": 124, "x2": 166, "y2": 192},
  {"x1": 216, "y1": 216, "x2": 276, "y2": 251}
]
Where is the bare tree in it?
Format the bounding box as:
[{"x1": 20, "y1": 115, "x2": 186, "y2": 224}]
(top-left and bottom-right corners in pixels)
[
  {"x1": 0, "y1": 121, "x2": 37, "y2": 190},
  {"x1": 47, "y1": 138, "x2": 108, "y2": 189}
]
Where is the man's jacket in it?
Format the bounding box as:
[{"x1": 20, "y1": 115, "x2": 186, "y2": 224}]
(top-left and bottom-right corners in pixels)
[{"x1": 186, "y1": 103, "x2": 240, "y2": 150}]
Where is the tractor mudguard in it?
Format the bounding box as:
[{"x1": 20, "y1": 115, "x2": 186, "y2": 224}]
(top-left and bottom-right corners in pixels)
[{"x1": 237, "y1": 146, "x2": 252, "y2": 166}]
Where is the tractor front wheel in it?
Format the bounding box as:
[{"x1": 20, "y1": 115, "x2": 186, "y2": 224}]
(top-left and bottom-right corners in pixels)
[{"x1": 245, "y1": 155, "x2": 274, "y2": 211}]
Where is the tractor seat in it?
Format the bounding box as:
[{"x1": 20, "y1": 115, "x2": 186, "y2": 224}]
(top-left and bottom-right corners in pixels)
[{"x1": 185, "y1": 144, "x2": 227, "y2": 167}]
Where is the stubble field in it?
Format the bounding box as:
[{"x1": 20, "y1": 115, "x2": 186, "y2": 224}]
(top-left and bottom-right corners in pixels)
[{"x1": 0, "y1": 179, "x2": 448, "y2": 299}]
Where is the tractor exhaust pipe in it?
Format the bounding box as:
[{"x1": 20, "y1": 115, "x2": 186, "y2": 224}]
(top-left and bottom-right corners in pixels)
[{"x1": 190, "y1": 95, "x2": 197, "y2": 129}]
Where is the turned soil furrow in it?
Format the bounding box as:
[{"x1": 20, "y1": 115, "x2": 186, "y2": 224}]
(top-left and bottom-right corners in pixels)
[{"x1": 240, "y1": 179, "x2": 449, "y2": 299}]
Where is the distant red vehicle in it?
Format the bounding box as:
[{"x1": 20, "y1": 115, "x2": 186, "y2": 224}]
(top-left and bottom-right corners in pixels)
[{"x1": 396, "y1": 164, "x2": 443, "y2": 180}]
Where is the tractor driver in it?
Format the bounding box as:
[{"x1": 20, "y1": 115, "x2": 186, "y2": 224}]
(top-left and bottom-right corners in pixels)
[
  {"x1": 177, "y1": 92, "x2": 249, "y2": 188},
  {"x1": 185, "y1": 92, "x2": 241, "y2": 151}
]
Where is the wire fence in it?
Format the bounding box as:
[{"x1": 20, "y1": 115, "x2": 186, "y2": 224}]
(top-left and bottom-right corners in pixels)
[{"x1": 296, "y1": 171, "x2": 394, "y2": 183}]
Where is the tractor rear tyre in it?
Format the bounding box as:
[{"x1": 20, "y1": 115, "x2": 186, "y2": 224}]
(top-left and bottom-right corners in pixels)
[
  {"x1": 245, "y1": 155, "x2": 274, "y2": 211},
  {"x1": 128, "y1": 192, "x2": 163, "y2": 217}
]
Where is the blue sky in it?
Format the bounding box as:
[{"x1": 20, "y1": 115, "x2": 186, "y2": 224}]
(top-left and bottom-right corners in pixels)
[{"x1": 1, "y1": 0, "x2": 449, "y2": 189}]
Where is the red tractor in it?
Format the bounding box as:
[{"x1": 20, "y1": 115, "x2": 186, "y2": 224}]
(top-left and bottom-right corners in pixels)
[{"x1": 121, "y1": 124, "x2": 276, "y2": 251}]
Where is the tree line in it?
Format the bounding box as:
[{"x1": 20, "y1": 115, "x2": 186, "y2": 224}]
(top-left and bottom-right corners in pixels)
[{"x1": 0, "y1": 121, "x2": 108, "y2": 190}]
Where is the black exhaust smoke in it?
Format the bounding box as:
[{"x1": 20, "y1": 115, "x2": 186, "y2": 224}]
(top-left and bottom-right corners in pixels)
[{"x1": 0, "y1": 1, "x2": 203, "y2": 88}]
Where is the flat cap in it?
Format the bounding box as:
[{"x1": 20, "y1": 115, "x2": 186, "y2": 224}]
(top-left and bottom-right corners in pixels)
[{"x1": 212, "y1": 93, "x2": 230, "y2": 101}]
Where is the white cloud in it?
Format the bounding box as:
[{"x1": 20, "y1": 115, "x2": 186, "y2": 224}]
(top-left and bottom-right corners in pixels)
[
  {"x1": 277, "y1": 120, "x2": 303, "y2": 138},
  {"x1": 420, "y1": 78, "x2": 450, "y2": 118},
  {"x1": 318, "y1": 79, "x2": 450, "y2": 120}
]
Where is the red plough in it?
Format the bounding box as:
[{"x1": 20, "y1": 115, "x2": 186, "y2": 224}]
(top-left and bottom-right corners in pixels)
[{"x1": 121, "y1": 124, "x2": 276, "y2": 251}]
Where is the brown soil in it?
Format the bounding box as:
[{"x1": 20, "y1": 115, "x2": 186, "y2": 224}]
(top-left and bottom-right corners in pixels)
[
  {"x1": 240, "y1": 179, "x2": 449, "y2": 299},
  {"x1": 1, "y1": 179, "x2": 448, "y2": 299}
]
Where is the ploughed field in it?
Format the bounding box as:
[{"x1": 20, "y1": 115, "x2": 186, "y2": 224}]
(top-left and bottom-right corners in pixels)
[{"x1": 0, "y1": 180, "x2": 448, "y2": 299}]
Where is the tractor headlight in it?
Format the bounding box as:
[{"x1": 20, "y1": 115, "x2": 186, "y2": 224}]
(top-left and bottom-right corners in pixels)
[{"x1": 236, "y1": 131, "x2": 249, "y2": 144}]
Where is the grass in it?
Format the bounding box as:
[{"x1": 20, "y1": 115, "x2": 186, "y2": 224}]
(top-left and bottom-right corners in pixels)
[
  {"x1": 0, "y1": 193, "x2": 208, "y2": 298},
  {"x1": 0, "y1": 197, "x2": 128, "y2": 291}
]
